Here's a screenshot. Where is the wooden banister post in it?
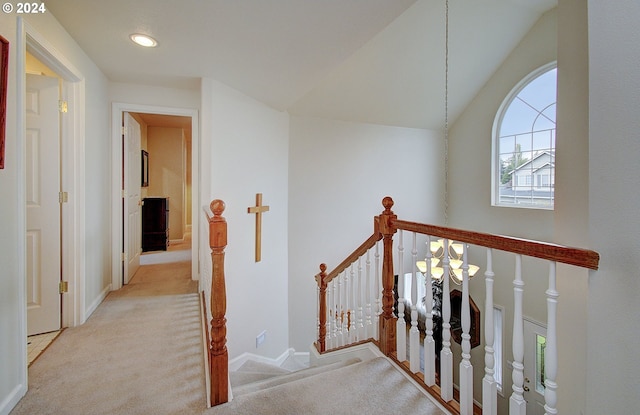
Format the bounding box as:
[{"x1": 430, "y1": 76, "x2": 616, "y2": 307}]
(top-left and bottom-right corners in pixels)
[
  {"x1": 209, "y1": 199, "x2": 228, "y2": 406},
  {"x1": 378, "y1": 196, "x2": 398, "y2": 356},
  {"x1": 316, "y1": 263, "x2": 328, "y2": 353}
]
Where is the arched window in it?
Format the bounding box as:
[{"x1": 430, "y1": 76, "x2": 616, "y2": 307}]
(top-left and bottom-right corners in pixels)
[{"x1": 492, "y1": 64, "x2": 556, "y2": 209}]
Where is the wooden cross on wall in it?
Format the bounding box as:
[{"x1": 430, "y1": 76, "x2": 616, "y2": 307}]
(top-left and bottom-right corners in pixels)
[{"x1": 247, "y1": 193, "x2": 270, "y2": 262}]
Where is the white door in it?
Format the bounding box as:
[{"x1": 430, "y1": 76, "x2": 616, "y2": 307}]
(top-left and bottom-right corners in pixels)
[
  {"x1": 26, "y1": 74, "x2": 61, "y2": 336},
  {"x1": 524, "y1": 319, "x2": 547, "y2": 415},
  {"x1": 123, "y1": 113, "x2": 142, "y2": 284}
]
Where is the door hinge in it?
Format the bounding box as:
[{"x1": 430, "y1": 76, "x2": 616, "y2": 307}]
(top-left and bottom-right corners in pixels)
[
  {"x1": 59, "y1": 191, "x2": 69, "y2": 204},
  {"x1": 122, "y1": 189, "x2": 127, "y2": 198},
  {"x1": 59, "y1": 281, "x2": 69, "y2": 294},
  {"x1": 122, "y1": 126, "x2": 127, "y2": 135},
  {"x1": 121, "y1": 252, "x2": 127, "y2": 262},
  {"x1": 58, "y1": 100, "x2": 68, "y2": 113}
]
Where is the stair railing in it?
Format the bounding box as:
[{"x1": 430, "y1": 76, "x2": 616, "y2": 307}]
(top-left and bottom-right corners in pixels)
[
  {"x1": 315, "y1": 196, "x2": 599, "y2": 415},
  {"x1": 206, "y1": 199, "x2": 229, "y2": 406}
]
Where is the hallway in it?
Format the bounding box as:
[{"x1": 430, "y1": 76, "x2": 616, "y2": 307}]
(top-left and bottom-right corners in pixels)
[
  {"x1": 113, "y1": 260, "x2": 197, "y2": 298},
  {"x1": 12, "y1": 261, "x2": 206, "y2": 415}
]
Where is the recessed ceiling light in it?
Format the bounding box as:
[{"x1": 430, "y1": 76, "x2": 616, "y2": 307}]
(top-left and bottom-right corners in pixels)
[{"x1": 130, "y1": 33, "x2": 158, "y2": 48}]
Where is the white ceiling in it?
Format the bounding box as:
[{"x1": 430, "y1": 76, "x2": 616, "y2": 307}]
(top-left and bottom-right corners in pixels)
[{"x1": 46, "y1": 0, "x2": 556, "y2": 130}]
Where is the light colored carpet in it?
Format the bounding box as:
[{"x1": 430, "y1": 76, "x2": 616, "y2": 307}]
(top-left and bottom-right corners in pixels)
[
  {"x1": 112, "y1": 260, "x2": 198, "y2": 297},
  {"x1": 11, "y1": 261, "x2": 206, "y2": 415},
  {"x1": 231, "y1": 358, "x2": 362, "y2": 397},
  {"x1": 12, "y1": 260, "x2": 448, "y2": 415},
  {"x1": 207, "y1": 357, "x2": 447, "y2": 415}
]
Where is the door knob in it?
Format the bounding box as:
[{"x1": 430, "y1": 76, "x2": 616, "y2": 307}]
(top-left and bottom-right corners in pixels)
[{"x1": 524, "y1": 385, "x2": 530, "y2": 392}]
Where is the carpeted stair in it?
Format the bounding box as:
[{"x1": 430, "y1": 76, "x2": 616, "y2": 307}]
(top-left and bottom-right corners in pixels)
[
  {"x1": 209, "y1": 357, "x2": 449, "y2": 415},
  {"x1": 230, "y1": 358, "x2": 362, "y2": 397}
]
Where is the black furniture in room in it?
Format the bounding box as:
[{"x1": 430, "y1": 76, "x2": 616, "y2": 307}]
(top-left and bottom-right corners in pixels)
[{"x1": 142, "y1": 197, "x2": 169, "y2": 252}]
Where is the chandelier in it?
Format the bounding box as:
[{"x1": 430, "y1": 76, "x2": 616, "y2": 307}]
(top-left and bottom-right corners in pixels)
[{"x1": 416, "y1": 239, "x2": 479, "y2": 284}]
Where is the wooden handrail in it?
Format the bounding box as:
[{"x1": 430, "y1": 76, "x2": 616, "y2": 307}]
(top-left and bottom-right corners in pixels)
[
  {"x1": 321, "y1": 231, "x2": 382, "y2": 283},
  {"x1": 314, "y1": 231, "x2": 381, "y2": 353},
  {"x1": 207, "y1": 199, "x2": 228, "y2": 406},
  {"x1": 393, "y1": 219, "x2": 600, "y2": 270},
  {"x1": 314, "y1": 196, "x2": 601, "y2": 415}
]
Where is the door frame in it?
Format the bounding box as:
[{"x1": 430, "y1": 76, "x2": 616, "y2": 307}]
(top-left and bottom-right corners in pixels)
[
  {"x1": 16, "y1": 16, "x2": 86, "y2": 372},
  {"x1": 523, "y1": 317, "x2": 547, "y2": 414},
  {"x1": 111, "y1": 103, "x2": 200, "y2": 291}
]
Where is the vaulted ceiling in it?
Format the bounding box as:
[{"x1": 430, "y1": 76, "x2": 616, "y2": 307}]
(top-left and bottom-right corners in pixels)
[{"x1": 46, "y1": 0, "x2": 556, "y2": 130}]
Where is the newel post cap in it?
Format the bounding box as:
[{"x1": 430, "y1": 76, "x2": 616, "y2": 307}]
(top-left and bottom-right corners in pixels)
[{"x1": 209, "y1": 199, "x2": 227, "y2": 249}]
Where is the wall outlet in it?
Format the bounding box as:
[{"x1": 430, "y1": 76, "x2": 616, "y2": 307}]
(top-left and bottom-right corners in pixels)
[{"x1": 256, "y1": 330, "x2": 267, "y2": 348}]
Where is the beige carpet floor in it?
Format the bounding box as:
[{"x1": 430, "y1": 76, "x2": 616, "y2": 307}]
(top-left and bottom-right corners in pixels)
[
  {"x1": 12, "y1": 259, "x2": 449, "y2": 415},
  {"x1": 11, "y1": 260, "x2": 206, "y2": 415},
  {"x1": 208, "y1": 357, "x2": 447, "y2": 415}
]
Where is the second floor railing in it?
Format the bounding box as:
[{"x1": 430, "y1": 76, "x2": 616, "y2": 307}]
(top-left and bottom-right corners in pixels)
[{"x1": 315, "y1": 196, "x2": 599, "y2": 415}]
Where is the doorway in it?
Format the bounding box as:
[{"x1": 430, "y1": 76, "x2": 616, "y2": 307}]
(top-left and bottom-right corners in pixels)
[
  {"x1": 523, "y1": 318, "x2": 547, "y2": 415},
  {"x1": 17, "y1": 19, "x2": 86, "y2": 375},
  {"x1": 111, "y1": 103, "x2": 200, "y2": 291},
  {"x1": 25, "y1": 69, "x2": 62, "y2": 336}
]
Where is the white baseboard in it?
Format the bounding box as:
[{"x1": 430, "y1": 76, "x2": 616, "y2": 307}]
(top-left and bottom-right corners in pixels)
[
  {"x1": 229, "y1": 348, "x2": 299, "y2": 372},
  {"x1": 292, "y1": 351, "x2": 310, "y2": 366},
  {"x1": 309, "y1": 341, "x2": 383, "y2": 367},
  {"x1": 0, "y1": 383, "x2": 26, "y2": 415},
  {"x1": 85, "y1": 284, "x2": 111, "y2": 320}
]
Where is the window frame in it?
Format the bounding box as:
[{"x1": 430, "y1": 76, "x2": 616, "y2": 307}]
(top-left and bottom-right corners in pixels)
[{"x1": 491, "y1": 62, "x2": 557, "y2": 210}]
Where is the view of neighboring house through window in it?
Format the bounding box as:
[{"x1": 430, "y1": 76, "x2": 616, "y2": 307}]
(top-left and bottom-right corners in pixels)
[{"x1": 493, "y1": 64, "x2": 557, "y2": 209}]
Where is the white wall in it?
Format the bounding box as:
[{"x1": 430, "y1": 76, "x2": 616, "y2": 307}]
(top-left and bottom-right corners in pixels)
[
  {"x1": 288, "y1": 116, "x2": 444, "y2": 351},
  {"x1": 200, "y1": 78, "x2": 290, "y2": 360},
  {"x1": 554, "y1": 1, "x2": 590, "y2": 412},
  {"x1": 109, "y1": 83, "x2": 200, "y2": 110},
  {"x1": 447, "y1": 9, "x2": 558, "y2": 412},
  {"x1": 1, "y1": 12, "x2": 110, "y2": 415},
  {"x1": 587, "y1": 0, "x2": 640, "y2": 413},
  {"x1": 0, "y1": 13, "x2": 25, "y2": 415}
]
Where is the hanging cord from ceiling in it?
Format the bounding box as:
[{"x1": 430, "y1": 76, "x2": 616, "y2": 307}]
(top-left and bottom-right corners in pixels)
[{"x1": 443, "y1": 0, "x2": 450, "y2": 226}]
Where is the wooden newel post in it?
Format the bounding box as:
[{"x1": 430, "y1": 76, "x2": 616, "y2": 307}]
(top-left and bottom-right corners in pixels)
[
  {"x1": 316, "y1": 263, "x2": 328, "y2": 353},
  {"x1": 378, "y1": 196, "x2": 398, "y2": 356},
  {"x1": 209, "y1": 199, "x2": 229, "y2": 406}
]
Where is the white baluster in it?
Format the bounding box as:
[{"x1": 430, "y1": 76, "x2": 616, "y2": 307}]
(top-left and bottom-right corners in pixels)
[
  {"x1": 343, "y1": 269, "x2": 350, "y2": 346},
  {"x1": 483, "y1": 249, "x2": 497, "y2": 415},
  {"x1": 510, "y1": 255, "x2": 526, "y2": 415},
  {"x1": 397, "y1": 230, "x2": 407, "y2": 361},
  {"x1": 349, "y1": 264, "x2": 356, "y2": 343},
  {"x1": 332, "y1": 279, "x2": 338, "y2": 348},
  {"x1": 336, "y1": 270, "x2": 344, "y2": 347},
  {"x1": 440, "y1": 238, "x2": 453, "y2": 402},
  {"x1": 423, "y1": 235, "x2": 436, "y2": 386},
  {"x1": 409, "y1": 232, "x2": 420, "y2": 372},
  {"x1": 544, "y1": 262, "x2": 558, "y2": 415},
  {"x1": 329, "y1": 278, "x2": 338, "y2": 349},
  {"x1": 344, "y1": 265, "x2": 353, "y2": 345},
  {"x1": 365, "y1": 249, "x2": 372, "y2": 340},
  {"x1": 374, "y1": 241, "x2": 381, "y2": 341},
  {"x1": 325, "y1": 279, "x2": 331, "y2": 349},
  {"x1": 459, "y1": 244, "x2": 473, "y2": 415},
  {"x1": 357, "y1": 257, "x2": 364, "y2": 341}
]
